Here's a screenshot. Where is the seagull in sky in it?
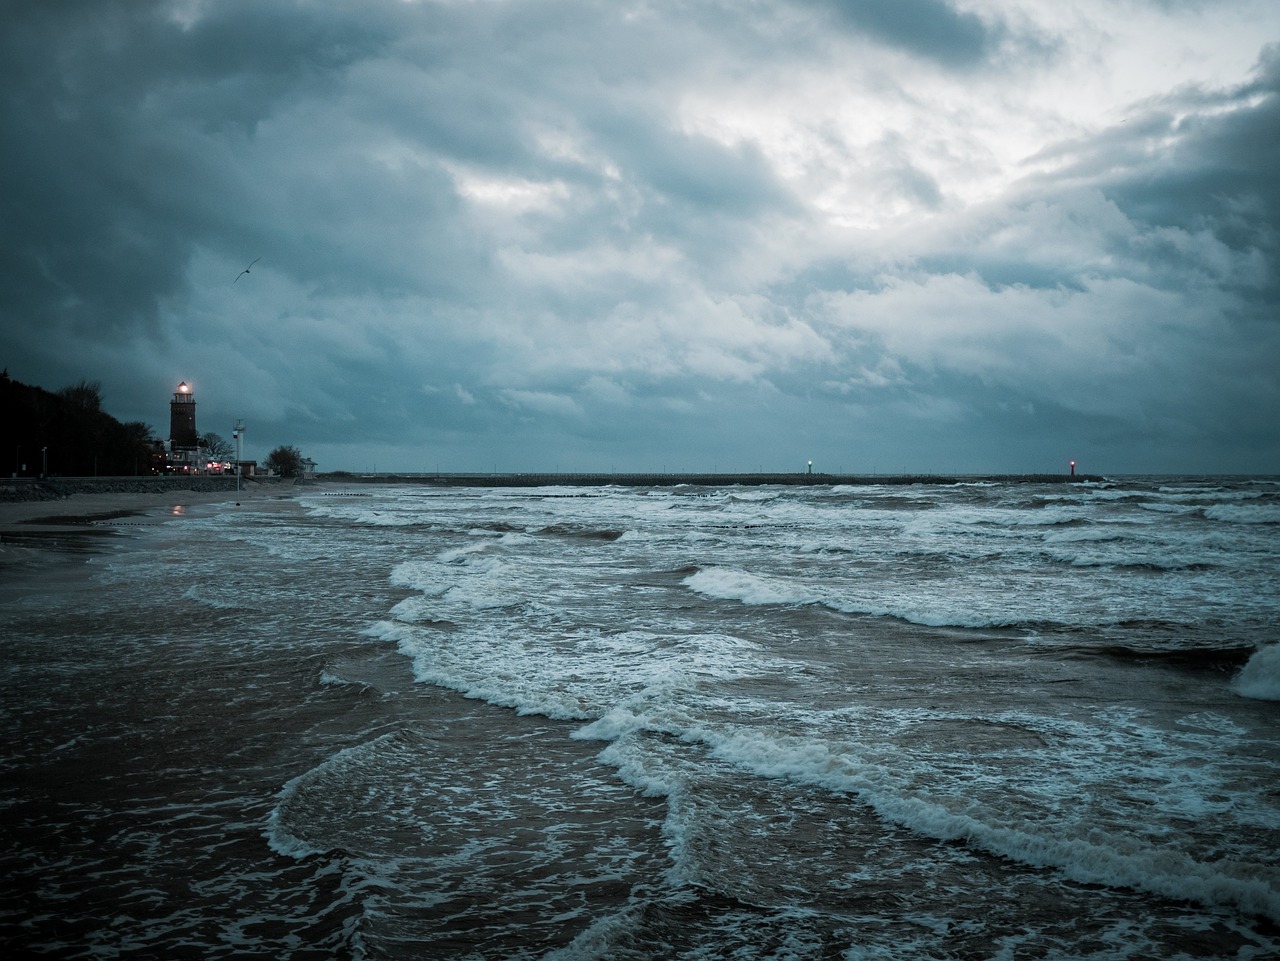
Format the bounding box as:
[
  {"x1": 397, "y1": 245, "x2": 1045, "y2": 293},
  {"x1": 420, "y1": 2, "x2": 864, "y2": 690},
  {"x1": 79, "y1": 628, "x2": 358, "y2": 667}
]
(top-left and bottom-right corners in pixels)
[{"x1": 233, "y1": 257, "x2": 260, "y2": 284}]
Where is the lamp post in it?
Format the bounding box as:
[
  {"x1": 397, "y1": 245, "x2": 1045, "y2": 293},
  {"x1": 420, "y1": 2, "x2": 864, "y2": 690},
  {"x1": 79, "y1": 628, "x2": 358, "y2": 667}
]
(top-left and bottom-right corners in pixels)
[
  {"x1": 42, "y1": 446, "x2": 47, "y2": 478},
  {"x1": 233, "y1": 419, "x2": 245, "y2": 497}
]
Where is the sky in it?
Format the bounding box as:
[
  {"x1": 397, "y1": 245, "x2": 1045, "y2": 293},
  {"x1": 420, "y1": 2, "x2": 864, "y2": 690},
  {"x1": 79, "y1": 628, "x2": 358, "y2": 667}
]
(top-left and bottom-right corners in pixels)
[{"x1": 3, "y1": 0, "x2": 1279, "y2": 475}]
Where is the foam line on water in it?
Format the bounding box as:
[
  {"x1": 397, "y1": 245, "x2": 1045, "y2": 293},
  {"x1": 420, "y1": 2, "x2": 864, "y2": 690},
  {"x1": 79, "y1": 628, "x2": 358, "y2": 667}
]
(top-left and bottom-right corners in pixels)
[
  {"x1": 265, "y1": 732, "x2": 404, "y2": 859},
  {"x1": 694, "y1": 726, "x2": 1280, "y2": 923}
]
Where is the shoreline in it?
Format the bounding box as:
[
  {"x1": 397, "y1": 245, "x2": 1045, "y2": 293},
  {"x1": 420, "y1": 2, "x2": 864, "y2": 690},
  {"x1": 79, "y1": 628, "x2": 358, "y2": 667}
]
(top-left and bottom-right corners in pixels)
[
  {"x1": 0, "y1": 478, "x2": 307, "y2": 528},
  {"x1": 0, "y1": 482, "x2": 311, "y2": 574}
]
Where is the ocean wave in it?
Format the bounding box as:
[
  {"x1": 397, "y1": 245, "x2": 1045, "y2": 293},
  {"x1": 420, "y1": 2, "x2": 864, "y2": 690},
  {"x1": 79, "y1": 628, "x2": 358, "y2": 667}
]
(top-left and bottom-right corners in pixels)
[
  {"x1": 317, "y1": 670, "x2": 378, "y2": 694},
  {"x1": 1139, "y1": 501, "x2": 1199, "y2": 515},
  {"x1": 684, "y1": 567, "x2": 816, "y2": 608},
  {"x1": 266, "y1": 731, "x2": 408, "y2": 860},
  {"x1": 534, "y1": 523, "x2": 626, "y2": 541},
  {"x1": 728, "y1": 490, "x2": 782, "y2": 503},
  {"x1": 1039, "y1": 527, "x2": 1218, "y2": 570},
  {"x1": 591, "y1": 718, "x2": 1280, "y2": 928},
  {"x1": 181, "y1": 583, "x2": 245, "y2": 609},
  {"x1": 1205, "y1": 503, "x2": 1280, "y2": 525},
  {"x1": 369, "y1": 618, "x2": 599, "y2": 721},
  {"x1": 694, "y1": 727, "x2": 1280, "y2": 924},
  {"x1": 390, "y1": 551, "x2": 525, "y2": 614},
  {"x1": 1232, "y1": 645, "x2": 1280, "y2": 701},
  {"x1": 684, "y1": 566, "x2": 1036, "y2": 629},
  {"x1": 1042, "y1": 547, "x2": 1215, "y2": 571},
  {"x1": 1050, "y1": 643, "x2": 1255, "y2": 672}
]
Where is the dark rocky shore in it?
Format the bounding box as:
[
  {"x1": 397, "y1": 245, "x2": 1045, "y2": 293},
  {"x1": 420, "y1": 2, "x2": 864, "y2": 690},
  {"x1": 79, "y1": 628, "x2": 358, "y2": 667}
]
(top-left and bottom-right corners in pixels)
[{"x1": 0, "y1": 476, "x2": 269, "y2": 504}]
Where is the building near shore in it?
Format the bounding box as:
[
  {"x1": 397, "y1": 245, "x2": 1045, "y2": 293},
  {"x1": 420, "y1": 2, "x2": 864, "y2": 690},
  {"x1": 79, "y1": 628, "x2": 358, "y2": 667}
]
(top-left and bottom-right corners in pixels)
[{"x1": 167, "y1": 381, "x2": 198, "y2": 472}]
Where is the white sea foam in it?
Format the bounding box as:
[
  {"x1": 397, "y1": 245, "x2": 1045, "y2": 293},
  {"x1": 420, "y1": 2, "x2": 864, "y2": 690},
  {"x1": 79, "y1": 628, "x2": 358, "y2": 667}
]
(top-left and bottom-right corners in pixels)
[
  {"x1": 369, "y1": 617, "x2": 599, "y2": 721},
  {"x1": 1232, "y1": 645, "x2": 1280, "y2": 701},
  {"x1": 1206, "y1": 502, "x2": 1280, "y2": 525},
  {"x1": 684, "y1": 565, "x2": 1038, "y2": 628},
  {"x1": 684, "y1": 566, "x2": 816, "y2": 607},
  {"x1": 585, "y1": 700, "x2": 1280, "y2": 925},
  {"x1": 1040, "y1": 538, "x2": 1211, "y2": 570},
  {"x1": 435, "y1": 541, "x2": 492, "y2": 565},
  {"x1": 181, "y1": 584, "x2": 242, "y2": 609},
  {"x1": 692, "y1": 725, "x2": 1280, "y2": 923},
  {"x1": 354, "y1": 478, "x2": 1280, "y2": 947},
  {"x1": 1041, "y1": 526, "x2": 1125, "y2": 545},
  {"x1": 265, "y1": 733, "x2": 402, "y2": 859},
  {"x1": 1140, "y1": 500, "x2": 1199, "y2": 515},
  {"x1": 389, "y1": 551, "x2": 522, "y2": 613}
]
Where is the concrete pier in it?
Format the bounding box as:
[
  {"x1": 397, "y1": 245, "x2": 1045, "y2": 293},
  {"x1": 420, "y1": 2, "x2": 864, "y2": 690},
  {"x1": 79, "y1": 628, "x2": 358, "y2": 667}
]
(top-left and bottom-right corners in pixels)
[{"x1": 323, "y1": 471, "x2": 1106, "y2": 488}]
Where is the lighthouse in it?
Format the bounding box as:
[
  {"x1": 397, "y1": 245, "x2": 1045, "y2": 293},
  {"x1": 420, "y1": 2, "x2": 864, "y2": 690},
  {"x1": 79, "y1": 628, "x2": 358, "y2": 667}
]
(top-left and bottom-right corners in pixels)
[{"x1": 169, "y1": 380, "x2": 198, "y2": 466}]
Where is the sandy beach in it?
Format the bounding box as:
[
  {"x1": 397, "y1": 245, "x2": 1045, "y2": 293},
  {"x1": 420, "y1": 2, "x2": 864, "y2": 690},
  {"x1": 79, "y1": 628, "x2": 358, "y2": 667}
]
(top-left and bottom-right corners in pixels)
[
  {"x1": 0, "y1": 481, "x2": 310, "y2": 581},
  {"x1": 0, "y1": 479, "x2": 301, "y2": 530},
  {"x1": 1, "y1": 489, "x2": 244, "y2": 528}
]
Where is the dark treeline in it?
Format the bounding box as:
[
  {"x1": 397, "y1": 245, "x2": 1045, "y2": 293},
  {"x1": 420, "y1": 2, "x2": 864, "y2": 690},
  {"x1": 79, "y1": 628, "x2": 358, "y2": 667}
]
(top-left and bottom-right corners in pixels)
[{"x1": 1, "y1": 371, "x2": 158, "y2": 477}]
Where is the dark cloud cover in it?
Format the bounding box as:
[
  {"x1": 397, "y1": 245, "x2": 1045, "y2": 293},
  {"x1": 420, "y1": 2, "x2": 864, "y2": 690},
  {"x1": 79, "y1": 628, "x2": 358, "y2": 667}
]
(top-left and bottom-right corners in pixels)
[
  {"x1": 1, "y1": 0, "x2": 1277, "y2": 474},
  {"x1": 812, "y1": 0, "x2": 1004, "y2": 68}
]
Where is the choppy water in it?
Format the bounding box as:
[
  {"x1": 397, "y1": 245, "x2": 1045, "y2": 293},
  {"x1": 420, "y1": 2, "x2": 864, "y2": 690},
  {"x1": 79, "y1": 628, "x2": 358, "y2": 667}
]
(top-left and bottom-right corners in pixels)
[{"x1": 2, "y1": 477, "x2": 1279, "y2": 959}]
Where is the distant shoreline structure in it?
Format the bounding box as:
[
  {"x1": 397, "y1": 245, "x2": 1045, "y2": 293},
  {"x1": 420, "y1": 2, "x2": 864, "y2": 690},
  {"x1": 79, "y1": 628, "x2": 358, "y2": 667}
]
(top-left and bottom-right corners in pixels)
[{"x1": 321, "y1": 470, "x2": 1107, "y2": 488}]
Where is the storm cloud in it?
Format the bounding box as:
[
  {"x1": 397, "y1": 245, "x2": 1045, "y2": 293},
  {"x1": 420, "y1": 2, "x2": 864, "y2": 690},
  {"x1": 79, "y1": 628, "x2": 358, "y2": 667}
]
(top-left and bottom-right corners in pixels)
[{"x1": 2, "y1": 0, "x2": 1277, "y2": 473}]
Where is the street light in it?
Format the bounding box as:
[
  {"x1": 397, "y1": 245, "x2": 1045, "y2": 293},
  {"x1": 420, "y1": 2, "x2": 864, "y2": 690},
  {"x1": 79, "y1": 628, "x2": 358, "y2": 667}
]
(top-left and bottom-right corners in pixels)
[{"x1": 42, "y1": 446, "x2": 47, "y2": 478}]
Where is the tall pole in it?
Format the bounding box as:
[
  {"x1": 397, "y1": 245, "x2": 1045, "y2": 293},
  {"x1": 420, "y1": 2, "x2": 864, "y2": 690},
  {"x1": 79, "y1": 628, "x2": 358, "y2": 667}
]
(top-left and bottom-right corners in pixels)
[{"x1": 233, "y1": 419, "x2": 245, "y2": 494}]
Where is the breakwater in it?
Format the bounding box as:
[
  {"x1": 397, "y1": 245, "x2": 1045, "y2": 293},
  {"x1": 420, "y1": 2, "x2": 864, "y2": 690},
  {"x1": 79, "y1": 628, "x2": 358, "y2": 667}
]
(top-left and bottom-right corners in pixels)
[
  {"x1": 0, "y1": 475, "x2": 273, "y2": 503},
  {"x1": 322, "y1": 471, "x2": 1105, "y2": 488}
]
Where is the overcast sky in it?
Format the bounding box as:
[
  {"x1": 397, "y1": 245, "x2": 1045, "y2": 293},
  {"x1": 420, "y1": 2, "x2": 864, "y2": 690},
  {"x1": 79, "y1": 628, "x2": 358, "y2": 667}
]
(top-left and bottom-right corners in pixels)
[{"x1": 3, "y1": 0, "x2": 1278, "y2": 474}]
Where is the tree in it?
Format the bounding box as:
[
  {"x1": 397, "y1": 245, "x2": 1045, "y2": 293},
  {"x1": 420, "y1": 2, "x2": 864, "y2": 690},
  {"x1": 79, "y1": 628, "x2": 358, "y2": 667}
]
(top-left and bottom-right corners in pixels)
[
  {"x1": 57, "y1": 379, "x2": 103, "y2": 413},
  {"x1": 263, "y1": 444, "x2": 304, "y2": 478},
  {"x1": 120, "y1": 421, "x2": 161, "y2": 475},
  {"x1": 200, "y1": 432, "x2": 234, "y2": 462},
  {"x1": 2, "y1": 374, "x2": 161, "y2": 476}
]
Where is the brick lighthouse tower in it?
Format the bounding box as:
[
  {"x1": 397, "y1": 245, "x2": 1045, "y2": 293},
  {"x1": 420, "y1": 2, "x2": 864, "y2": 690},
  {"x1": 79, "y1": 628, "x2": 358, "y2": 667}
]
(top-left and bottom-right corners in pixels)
[{"x1": 169, "y1": 381, "x2": 198, "y2": 467}]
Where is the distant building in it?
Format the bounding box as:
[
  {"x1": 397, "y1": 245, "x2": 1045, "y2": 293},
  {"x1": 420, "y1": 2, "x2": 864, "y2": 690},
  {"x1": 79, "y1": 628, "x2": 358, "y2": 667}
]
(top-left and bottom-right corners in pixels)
[{"x1": 149, "y1": 440, "x2": 168, "y2": 474}]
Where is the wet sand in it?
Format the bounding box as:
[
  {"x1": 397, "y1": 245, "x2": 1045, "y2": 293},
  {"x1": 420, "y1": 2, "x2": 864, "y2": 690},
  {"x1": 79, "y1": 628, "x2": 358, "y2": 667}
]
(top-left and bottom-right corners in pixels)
[
  {"x1": 0, "y1": 478, "x2": 377, "y2": 958},
  {"x1": 0, "y1": 483, "x2": 305, "y2": 583},
  {"x1": 0, "y1": 484, "x2": 278, "y2": 529}
]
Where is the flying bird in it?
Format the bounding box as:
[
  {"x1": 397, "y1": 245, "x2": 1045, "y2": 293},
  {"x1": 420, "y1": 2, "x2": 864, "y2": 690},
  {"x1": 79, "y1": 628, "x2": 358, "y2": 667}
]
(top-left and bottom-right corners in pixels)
[{"x1": 233, "y1": 257, "x2": 261, "y2": 284}]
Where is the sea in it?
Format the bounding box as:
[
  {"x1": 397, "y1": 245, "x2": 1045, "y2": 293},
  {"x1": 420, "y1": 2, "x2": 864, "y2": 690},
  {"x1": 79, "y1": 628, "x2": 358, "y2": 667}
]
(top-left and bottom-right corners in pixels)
[{"x1": 2, "y1": 476, "x2": 1279, "y2": 960}]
